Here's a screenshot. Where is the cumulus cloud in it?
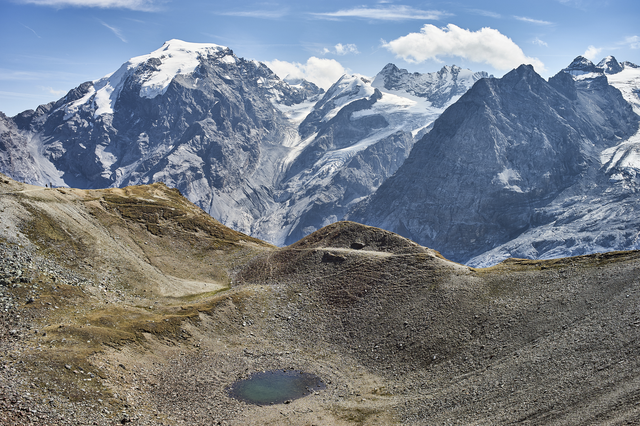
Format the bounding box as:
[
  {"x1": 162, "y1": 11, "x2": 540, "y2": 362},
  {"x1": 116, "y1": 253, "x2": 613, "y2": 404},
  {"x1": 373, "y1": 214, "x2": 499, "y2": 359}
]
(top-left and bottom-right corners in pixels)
[
  {"x1": 265, "y1": 57, "x2": 346, "y2": 89},
  {"x1": 335, "y1": 43, "x2": 359, "y2": 55},
  {"x1": 323, "y1": 43, "x2": 359, "y2": 56},
  {"x1": 583, "y1": 45, "x2": 602, "y2": 60},
  {"x1": 17, "y1": 0, "x2": 160, "y2": 11},
  {"x1": 312, "y1": 5, "x2": 450, "y2": 21},
  {"x1": 383, "y1": 24, "x2": 545, "y2": 72}
]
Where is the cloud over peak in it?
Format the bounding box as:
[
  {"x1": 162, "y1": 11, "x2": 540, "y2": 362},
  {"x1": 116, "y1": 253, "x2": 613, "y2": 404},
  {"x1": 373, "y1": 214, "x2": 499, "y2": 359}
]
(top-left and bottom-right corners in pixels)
[
  {"x1": 383, "y1": 24, "x2": 545, "y2": 72},
  {"x1": 583, "y1": 45, "x2": 603, "y2": 60},
  {"x1": 265, "y1": 57, "x2": 346, "y2": 90}
]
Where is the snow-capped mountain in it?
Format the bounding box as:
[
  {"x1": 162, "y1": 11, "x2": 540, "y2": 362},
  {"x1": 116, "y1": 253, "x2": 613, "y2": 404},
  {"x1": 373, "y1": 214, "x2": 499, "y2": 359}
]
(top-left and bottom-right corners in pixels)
[
  {"x1": 0, "y1": 40, "x2": 488, "y2": 246},
  {"x1": 3, "y1": 42, "x2": 640, "y2": 266},
  {"x1": 2, "y1": 40, "x2": 323, "y2": 239},
  {"x1": 351, "y1": 56, "x2": 640, "y2": 266},
  {"x1": 256, "y1": 65, "x2": 489, "y2": 245}
]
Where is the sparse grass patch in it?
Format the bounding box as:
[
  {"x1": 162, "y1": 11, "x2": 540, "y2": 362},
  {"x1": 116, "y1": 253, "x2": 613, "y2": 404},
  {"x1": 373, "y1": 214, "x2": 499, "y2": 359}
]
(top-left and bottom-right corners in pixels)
[
  {"x1": 177, "y1": 287, "x2": 230, "y2": 302},
  {"x1": 20, "y1": 350, "x2": 114, "y2": 403},
  {"x1": 334, "y1": 405, "x2": 395, "y2": 424},
  {"x1": 475, "y1": 250, "x2": 640, "y2": 275}
]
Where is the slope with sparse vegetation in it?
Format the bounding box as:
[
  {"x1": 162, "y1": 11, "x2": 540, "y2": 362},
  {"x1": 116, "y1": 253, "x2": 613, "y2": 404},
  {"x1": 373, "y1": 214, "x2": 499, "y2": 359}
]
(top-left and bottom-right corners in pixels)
[{"x1": 2, "y1": 173, "x2": 640, "y2": 425}]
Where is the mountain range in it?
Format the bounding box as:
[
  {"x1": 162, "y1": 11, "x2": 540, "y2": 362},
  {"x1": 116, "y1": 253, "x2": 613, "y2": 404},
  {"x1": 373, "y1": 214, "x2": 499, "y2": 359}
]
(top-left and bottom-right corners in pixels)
[
  {"x1": 352, "y1": 56, "x2": 640, "y2": 265},
  {"x1": 1, "y1": 39, "x2": 639, "y2": 265}
]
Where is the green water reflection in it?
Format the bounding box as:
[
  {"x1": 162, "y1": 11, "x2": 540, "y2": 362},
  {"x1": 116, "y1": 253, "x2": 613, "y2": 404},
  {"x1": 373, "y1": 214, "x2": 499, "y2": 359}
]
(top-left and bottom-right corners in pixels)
[{"x1": 227, "y1": 370, "x2": 326, "y2": 405}]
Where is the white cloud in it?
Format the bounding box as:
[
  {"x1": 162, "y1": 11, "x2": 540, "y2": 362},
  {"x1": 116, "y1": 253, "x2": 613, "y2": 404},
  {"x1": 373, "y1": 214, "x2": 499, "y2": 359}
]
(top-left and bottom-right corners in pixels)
[
  {"x1": 216, "y1": 9, "x2": 288, "y2": 19},
  {"x1": 335, "y1": 43, "x2": 359, "y2": 55},
  {"x1": 100, "y1": 21, "x2": 127, "y2": 43},
  {"x1": 21, "y1": 23, "x2": 41, "y2": 38},
  {"x1": 533, "y1": 38, "x2": 548, "y2": 47},
  {"x1": 626, "y1": 36, "x2": 640, "y2": 49},
  {"x1": 265, "y1": 57, "x2": 346, "y2": 89},
  {"x1": 514, "y1": 16, "x2": 553, "y2": 25},
  {"x1": 41, "y1": 86, "x2": 66, "y2": 96},
  {"x1": 583, "y1": 45, "x2": 602, "y2": 60},
  {"x1": 17, "y1": 0, "x2": 159, "y2": 11},
  {"x1": 470, "y1": 9, "x2": 502, "y2": 19},
  {"x1": 312, "y1": 5, "x2": 450, "y2": 21},
  {"x1": 323, "y1": 43, "x2": 359, "y2": 56},
  {"x1": 383, "y1": 24, "x2": 545, "y2": 72}
]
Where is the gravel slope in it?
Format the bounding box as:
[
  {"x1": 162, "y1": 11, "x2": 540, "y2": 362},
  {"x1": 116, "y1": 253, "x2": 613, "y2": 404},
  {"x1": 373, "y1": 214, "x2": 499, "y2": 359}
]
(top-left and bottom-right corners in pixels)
[{"x1": 1, "y1": 174, "x2": 640, "y2": 425}]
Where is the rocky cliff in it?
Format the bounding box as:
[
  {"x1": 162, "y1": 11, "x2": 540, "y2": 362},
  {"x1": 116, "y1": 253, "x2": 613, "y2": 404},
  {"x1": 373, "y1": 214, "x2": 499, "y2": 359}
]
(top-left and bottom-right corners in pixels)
[{"x1": 352, "y1": 59, "x2": 640, "y2": 265}]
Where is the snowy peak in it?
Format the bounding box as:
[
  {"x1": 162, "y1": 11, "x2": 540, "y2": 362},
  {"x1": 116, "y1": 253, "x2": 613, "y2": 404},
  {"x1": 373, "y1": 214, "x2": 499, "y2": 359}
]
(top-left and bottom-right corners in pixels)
[
  {"x1": 62, "y1": 39, "x2": 236, "y2": 118},
  {"x1": 131, "y1": 39, "x2": 233, "y2": 99},
  {"x1": 372, "y1": 63, "x2": 489, "y2": 108},
  {"x1": 303, "y1": 74, "x2": 378, "y2": 125},
  {"x1": 59, "y1": 39, "x2": 323, "y2": 121},
  {"x1": 319, "y1": 75, "x2": 375, "y2": 108},
  {"x1": 563, "y1": 55, "x2": 639, "y2": 79},
  {"x1": 597, "y1": 56, "x2": 624, "y2": 75},
  {"x1": 563, "y1": 56, "x2": 600, "y2": 76}
]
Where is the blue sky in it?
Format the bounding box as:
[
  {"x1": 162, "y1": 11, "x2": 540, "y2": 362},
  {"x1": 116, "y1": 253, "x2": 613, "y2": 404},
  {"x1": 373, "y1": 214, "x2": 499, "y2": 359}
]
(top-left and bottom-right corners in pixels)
[{"x1": 1, "y1": 0, "x2": 639, "y2": 116}]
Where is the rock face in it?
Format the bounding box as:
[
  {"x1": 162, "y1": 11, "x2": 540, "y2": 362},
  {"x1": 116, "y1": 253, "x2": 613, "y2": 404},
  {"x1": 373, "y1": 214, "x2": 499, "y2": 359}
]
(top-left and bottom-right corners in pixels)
[
  {"x1": 470, "y1": 56, "x2": 640, "y2": 266},
  {"x1": 255, "y1": 66, "x2": 488, "y2": 245},
  {"x1": 352, "y1": 57, "x2": 640, "y2": 266},
  {"x1": 0, "y1": 41, "x2": 487, "y2": 246}
]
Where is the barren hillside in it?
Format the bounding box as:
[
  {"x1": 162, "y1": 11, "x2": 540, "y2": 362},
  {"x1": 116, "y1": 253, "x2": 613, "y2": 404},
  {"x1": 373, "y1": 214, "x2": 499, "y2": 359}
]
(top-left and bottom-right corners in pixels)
[{"x1": 1, "y1": 173, "x2": 640, "y2": 425}]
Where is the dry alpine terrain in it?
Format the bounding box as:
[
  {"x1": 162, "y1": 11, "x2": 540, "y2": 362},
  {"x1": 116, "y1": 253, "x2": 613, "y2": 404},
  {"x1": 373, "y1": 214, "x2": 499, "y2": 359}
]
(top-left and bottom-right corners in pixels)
[{"x1": 1, "y1": 172, "x2": 640, "y2": 425}]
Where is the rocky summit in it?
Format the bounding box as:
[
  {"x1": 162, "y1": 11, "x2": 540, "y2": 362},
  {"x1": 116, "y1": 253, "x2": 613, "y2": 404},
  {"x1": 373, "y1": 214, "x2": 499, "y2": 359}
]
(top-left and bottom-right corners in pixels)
[
  {"x1": 2, "y1": 172, "x2": 640, "y2": 424},
  {"x1": 351, "y1": 57, "x2": 640, "y2": 266}
]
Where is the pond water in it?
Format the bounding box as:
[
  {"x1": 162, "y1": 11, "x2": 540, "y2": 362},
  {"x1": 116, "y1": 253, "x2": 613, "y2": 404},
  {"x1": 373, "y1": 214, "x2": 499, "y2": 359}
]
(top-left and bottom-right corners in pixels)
[{"x1": 227, "y1": 369, "x2": 326, "y2": 405}]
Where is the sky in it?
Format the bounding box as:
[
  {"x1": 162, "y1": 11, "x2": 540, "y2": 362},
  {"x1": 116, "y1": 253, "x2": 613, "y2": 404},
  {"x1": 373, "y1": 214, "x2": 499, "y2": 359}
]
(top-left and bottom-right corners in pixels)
[{"x1": 1, "y1": 0, "x2": 639, "y2": 116}]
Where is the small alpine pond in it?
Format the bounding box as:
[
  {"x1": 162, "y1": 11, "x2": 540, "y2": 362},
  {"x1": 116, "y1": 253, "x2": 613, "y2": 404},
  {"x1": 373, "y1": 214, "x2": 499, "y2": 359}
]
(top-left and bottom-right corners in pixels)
[{"x1": 227, "y1": 369, "x2": 326, "y2": 405}]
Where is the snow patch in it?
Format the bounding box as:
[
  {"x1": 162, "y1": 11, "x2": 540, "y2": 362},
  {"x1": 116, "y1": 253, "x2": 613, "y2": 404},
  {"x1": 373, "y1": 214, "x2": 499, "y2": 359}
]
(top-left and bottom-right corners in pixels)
[
  {"x1": 572, "y1": 72, "x2": 602, "y2": 80},
  {"x1": 599, "y1": 66, "x2": 640, "y2": 173},
  {"x1": 493, "y1": 168, "x2": 523, "y2": 192}
]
